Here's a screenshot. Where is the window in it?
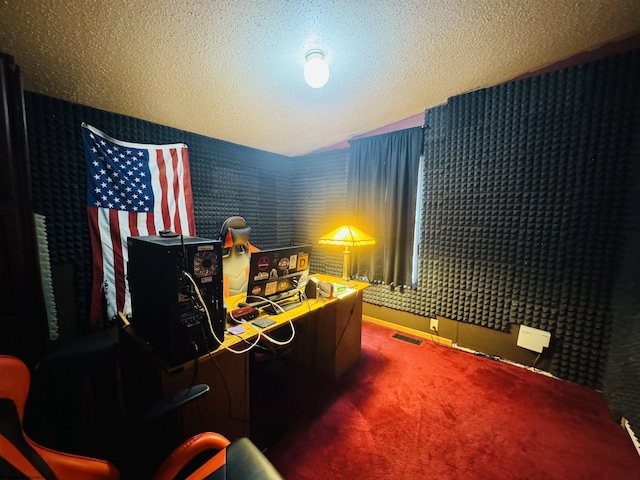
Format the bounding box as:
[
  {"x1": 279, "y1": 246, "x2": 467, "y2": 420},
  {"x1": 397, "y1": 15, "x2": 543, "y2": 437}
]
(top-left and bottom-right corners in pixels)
[{"x1": 347, "y1": 127, "x2": 424, "y2": 287}]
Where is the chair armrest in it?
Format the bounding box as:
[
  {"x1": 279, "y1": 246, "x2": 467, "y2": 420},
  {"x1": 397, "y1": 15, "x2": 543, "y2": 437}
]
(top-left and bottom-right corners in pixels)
[
  {"x1": 137, "y1": 384, "x2": 209, "y2": 425},
  {"x1": 152, "y1": 432, "x2": 230, "y2": 480},
  {"x1": 226, "y1": 437, "x2": 284, "y2": 480}
]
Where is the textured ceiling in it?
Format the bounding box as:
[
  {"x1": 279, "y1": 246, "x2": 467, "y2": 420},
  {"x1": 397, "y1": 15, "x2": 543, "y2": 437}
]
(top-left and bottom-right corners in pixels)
[{"x1": 1, "y1": 1, "x2": 639, "y2": 156}]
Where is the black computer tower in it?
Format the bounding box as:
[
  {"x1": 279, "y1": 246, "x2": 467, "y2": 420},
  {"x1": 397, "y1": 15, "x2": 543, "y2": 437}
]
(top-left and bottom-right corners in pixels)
[{"x1": 127, "y1": 235, "x2": 225, "y2": 366}]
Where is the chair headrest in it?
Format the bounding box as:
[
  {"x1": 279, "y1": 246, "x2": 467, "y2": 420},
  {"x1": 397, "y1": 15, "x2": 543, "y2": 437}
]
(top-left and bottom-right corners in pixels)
[{"x1": 219, "y1": 216, "x2": 252, "y2": 257}]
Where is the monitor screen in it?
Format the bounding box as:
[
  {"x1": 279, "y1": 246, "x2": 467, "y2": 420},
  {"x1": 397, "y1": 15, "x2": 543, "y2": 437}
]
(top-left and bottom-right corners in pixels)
[{"x1": 245, "y1": 245, "x2": 312, "y2": 305}]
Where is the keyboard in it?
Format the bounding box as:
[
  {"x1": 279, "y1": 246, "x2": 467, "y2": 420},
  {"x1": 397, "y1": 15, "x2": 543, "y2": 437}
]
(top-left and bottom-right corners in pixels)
[{"x1": 262, "y1": 299, "x2": 302, "y2": 315}]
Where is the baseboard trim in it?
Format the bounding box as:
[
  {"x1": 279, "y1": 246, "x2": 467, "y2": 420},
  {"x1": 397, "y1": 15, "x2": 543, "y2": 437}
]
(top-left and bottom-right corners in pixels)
[
  {"x1": 621, "y1": 417, "x2": 640, "y2": 457},
  {"x1": 363, "y1": 315, "x2": 453, "y2": 347},
  {"x1": 364, "y1": 316, "x2": 640, "y2": 459}
]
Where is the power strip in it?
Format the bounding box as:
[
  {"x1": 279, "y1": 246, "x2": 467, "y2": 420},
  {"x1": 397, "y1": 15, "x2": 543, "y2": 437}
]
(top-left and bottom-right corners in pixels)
[{"x1": 229, "y1": 306, "x2": 259, "y2": 322}]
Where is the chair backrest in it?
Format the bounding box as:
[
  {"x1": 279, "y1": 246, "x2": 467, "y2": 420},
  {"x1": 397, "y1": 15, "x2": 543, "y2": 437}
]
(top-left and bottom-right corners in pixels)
[
  {"x1": 219, "y1": 216, "x2": 259, "y2": 297},
  {"x1": 1, "y1": 354, "x2": 282, "y2": 479},
  {"x1": 0, "y1": 354, "x2": 30, "y2": 429},
  {"x1": 0, "y1": 354, "x2": 120, "y2": 480}
]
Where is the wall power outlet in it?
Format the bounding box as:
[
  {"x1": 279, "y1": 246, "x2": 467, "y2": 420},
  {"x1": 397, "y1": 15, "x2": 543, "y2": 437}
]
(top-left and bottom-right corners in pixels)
[{"x1": 430, "y1": 318, "x2": 439, "y2": 333}]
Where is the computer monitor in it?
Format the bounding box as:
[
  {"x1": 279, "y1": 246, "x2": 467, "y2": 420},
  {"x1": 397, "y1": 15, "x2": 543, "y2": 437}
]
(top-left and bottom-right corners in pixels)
[{"x1": 244, "y1": 245, "x2": 312, "y2": 311}]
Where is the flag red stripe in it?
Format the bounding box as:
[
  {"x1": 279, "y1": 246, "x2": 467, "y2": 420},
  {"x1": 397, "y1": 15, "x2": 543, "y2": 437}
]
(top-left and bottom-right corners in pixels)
[
  {"x1": 170, "y1": 148, "x2": 183, "y2": 232},
  {"x1": 129, "y1": 213, "x2": 140, "y2": 238},
  {"x1": 181, "y1": 146, "x2": 196, "y2": 235},
  {"x1": 87, "y1": 207, "x2": 105, "y2": 325},
  {"x1": 109, "y1": 208, "x2": 127, "y2": 316},
  {"x1": 147, "y1": 208, "x2": 156, "y2": 234},
  {"x1": 84, "y1": 125, "x2": 195, "y2": 321},
  {"x1": 156, "y1": 149, "x2": 170, "y2": 230}
]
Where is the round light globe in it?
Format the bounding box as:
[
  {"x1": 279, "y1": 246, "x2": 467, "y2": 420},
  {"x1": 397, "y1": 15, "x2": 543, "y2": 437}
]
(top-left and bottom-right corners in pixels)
[{"x1": 304, "y1": 52, "x2": 329, "y2": 88}]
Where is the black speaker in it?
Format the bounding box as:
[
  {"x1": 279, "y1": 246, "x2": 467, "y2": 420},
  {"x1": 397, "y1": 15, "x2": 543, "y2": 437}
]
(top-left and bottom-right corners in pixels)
[
  {"x1": 127, "y1": 235, "x2": 224, "y2": 366},
  {"x1": 305, "y1": 276, "x2": 319, "y2": 299}
]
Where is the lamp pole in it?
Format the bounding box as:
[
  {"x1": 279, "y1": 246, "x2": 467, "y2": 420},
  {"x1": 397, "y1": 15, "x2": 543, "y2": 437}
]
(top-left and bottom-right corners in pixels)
[{"x1": 342, "y1": 244, "x2": 351, "y2": 282}]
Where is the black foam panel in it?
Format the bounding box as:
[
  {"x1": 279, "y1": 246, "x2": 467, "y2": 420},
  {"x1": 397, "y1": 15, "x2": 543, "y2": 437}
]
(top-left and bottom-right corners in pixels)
[
  {"x1": 21, "y1": 46, "x2": 640, "y2": 406},
  {"x1": 24, "y1": 93, "x2": 293, "y2": 330},
  {"x1": 414, "y1": 49, "x2": 640, "y2": 388},
  {"x1": 290, "y1": 148, "x2": 351, "y2": 276},
  {"x1": 352, "y1": 49, "x2": 639, "y2": 392}
]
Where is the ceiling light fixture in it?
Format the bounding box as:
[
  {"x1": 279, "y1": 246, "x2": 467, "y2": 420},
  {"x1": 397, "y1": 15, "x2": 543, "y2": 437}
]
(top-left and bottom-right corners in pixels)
[{"x1": 304, "y1": 49, "x2": 329, "y2": 88}]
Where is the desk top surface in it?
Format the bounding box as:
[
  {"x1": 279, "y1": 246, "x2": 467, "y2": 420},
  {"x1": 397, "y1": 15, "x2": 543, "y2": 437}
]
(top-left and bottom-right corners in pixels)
[
  {"x1": 120, "y1": 274, "x2": 370, "y2": 370},
  {"x1": 219, "y1": 274, "x2": 369, "y2": 354}
]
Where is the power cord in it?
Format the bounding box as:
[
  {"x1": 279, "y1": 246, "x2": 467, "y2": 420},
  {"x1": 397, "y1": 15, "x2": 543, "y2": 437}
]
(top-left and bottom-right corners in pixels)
[
  {"x1": 183, "y1": 271, "x2": 261, "y2": 354},
  {"x1": 319, "y1": 289, "x2": 359, "y2": 374},
  {"x1": 205, "y1": 345, "x2": 251, "y2": 425},
  {"x1": 187, "y1": 318, "x2": 251, "y2": 426},
  {"x1": 230, "y1": 294, "x2": 298, "y2": 347},
  {"x1": 430, "y1": 325, "x2": 440, "y2": 346},
  {"x1": 183, "y1": 272, "x2": 315, "y2": 354}
]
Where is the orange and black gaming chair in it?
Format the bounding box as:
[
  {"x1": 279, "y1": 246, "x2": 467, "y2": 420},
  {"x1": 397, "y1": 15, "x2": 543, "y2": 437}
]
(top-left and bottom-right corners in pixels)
[
  {"x1": 0, "y1": 354, "x2": 120, "y2": 479},
  {"x1": 0, "y1": 354, "x2": 283, "y2": 480},
  {"x1": 219, "y1": 216, "x2": 259, "y2": 298}
]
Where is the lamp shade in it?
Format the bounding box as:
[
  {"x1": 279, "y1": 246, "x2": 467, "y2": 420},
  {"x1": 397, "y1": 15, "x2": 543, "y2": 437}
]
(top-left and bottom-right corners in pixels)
[{"x1": 318, "y1": 225, "x2": 375, "y2": 247}]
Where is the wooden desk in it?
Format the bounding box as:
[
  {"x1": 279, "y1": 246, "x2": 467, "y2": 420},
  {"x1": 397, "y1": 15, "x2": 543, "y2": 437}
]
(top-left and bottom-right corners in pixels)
[{"x1": 119, "y1": 274, "x2": 369, "y2": 441}]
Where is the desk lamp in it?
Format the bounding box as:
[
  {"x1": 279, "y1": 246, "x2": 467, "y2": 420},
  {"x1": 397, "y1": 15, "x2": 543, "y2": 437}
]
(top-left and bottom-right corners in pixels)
[{"x1": 318, "y1": 225, "x2": 375, "y2": 282}]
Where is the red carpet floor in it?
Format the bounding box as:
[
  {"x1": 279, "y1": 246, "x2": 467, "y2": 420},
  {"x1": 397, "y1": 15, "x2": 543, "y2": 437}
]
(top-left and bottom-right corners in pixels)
[{"x1": 259, "y1": 320, "x2": 640, "y2": 479}]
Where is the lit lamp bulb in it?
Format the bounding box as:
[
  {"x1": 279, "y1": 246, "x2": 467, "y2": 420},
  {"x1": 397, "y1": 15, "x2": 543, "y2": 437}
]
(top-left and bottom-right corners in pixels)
[{"x1": 304, "y1": 50, "x2": 329, "y2": 88}]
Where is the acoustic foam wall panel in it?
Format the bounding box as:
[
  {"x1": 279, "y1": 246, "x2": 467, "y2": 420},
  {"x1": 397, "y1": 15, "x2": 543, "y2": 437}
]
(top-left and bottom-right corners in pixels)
[
  {"x1": 20, "y1": 48, "x2": 640, "y2": 396},
  {"x1": 358, "y1": 49, "x2": 639, "y2": 390},
  {"x1": 25, "y1": 93, "x2": 293, "y2": 330},
  {"x1": 603, "y1": 104, "x2": 640, "y2": 427},
  {"x1": 291, "y1": 149, "x2": 350, "y2": 276},
  {"x1": 413, "y1": 49, "x2": 640, "y2": 388}
]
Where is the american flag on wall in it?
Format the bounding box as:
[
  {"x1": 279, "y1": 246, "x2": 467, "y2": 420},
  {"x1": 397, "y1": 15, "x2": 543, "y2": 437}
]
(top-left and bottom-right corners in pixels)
[{"x1": 82, "y1": 123, "x2": 196, "y2": 324}]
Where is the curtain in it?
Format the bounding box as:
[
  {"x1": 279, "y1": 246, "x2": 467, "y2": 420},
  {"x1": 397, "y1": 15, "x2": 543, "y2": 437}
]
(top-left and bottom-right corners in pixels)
[{"x1": 348, "y1": 126, "x2": 423, "y2": 287}]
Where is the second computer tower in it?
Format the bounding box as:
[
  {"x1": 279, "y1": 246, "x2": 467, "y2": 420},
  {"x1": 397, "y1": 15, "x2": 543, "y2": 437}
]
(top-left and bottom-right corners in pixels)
[{"x1": 127, "y1": 235, "x2": 225, "y2": 366}]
